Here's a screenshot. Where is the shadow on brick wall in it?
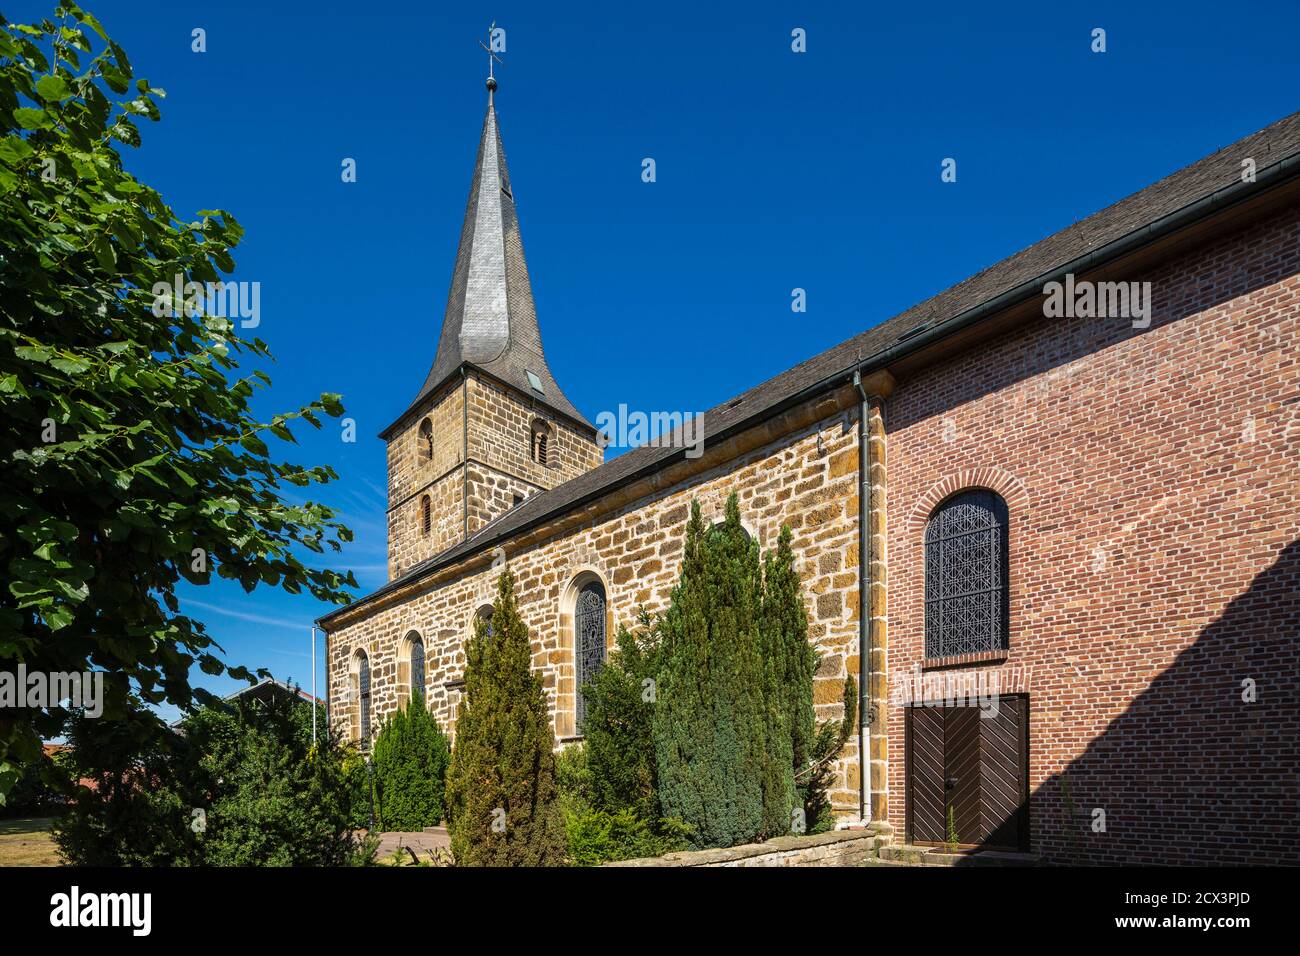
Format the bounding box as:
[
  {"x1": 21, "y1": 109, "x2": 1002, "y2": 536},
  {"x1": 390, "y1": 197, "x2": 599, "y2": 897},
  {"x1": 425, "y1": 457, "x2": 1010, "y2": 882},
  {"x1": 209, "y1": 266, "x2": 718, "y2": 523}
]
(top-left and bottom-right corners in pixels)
[{"x1": 1003, "y1": 537, "x2": 1300, "y2": 865}]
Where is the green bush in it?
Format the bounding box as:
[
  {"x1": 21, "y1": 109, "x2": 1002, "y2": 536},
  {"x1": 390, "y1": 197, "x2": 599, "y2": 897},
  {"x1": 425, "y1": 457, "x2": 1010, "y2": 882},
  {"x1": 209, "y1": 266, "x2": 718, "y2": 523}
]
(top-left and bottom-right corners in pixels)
[
  {"x1": 445, "y1": 571, "x2": 566, "y2": 866},
  {"x1": 371, "y1": 691, "x2": 451, "y2": 830},
  {"x1": 554, "y1": 742, "x2": 592, "y2": 805},
  {"x1": 53, "y1": 690, "x2": 374, "y2": 866},
  {"x1": 582, "y1": 618, "x2": 661, "y2": 821},
  {"x1": 564, "y1": 805, "x2": 690, "y2": 866}
]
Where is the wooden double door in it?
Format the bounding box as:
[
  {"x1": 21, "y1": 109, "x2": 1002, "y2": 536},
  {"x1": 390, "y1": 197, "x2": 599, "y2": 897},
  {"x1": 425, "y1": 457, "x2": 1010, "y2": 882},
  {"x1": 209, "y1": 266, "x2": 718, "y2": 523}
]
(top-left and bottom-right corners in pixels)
[{"x1": 906, "y1": 695, "x2": 1029, "y2": 852}]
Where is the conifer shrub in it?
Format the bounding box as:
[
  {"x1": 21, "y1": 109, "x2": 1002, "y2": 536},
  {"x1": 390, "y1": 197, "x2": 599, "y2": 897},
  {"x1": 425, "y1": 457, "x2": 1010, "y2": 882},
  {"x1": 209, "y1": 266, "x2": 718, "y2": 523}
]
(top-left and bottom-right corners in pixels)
[
  {"x1": 648, "y1": 495, "x2": 849, "y2": 849},
  {"x1": 582, "y1": 617, "x2": 662, "y2": 821},
  {"x1": 652, "y1": 496, "x2": 775, "y2": 848},
  {"x1": 444, "y1": 570, "x2": 566, "y2": 866},
  {"x1": 370, "y1": 691, "x2": 451, "y2": 831}
]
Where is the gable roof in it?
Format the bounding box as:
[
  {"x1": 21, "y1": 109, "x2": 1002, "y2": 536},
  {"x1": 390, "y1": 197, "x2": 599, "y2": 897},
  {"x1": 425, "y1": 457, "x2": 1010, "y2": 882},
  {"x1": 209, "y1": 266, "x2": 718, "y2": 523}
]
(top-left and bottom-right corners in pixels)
[{"x1": 322, "y1": 109, "x2": 1300, "y2": 625}]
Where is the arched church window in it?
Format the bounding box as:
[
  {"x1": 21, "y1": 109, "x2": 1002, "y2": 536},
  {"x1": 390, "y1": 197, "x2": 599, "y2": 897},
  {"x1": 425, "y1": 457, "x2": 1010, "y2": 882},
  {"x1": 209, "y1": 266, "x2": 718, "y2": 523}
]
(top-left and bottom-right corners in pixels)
[
  {"x1": 420, "y1": 495, "x2": 431, "y2": 535},
  {"x1": 410, "y1": 636, "x2": 426, "y2": 701},
  {"x1": 924, "y1": 489, "x2": 1010, "y2": 659},
  {"x1": 354, "y1": 650, "x2": 372, "y2": 748},
  {"x1": 575, "y1": 581, "x2": 607, "y2": 729},
  {"x1": 418, "y1": 418, "x2": 433, "y2": 464},
  {"x1": 476, "y1": 604, "x2": 494, "y2": 638},
  {"x1": 531, "y1": 420, "x2": 550, "y2": 466}
]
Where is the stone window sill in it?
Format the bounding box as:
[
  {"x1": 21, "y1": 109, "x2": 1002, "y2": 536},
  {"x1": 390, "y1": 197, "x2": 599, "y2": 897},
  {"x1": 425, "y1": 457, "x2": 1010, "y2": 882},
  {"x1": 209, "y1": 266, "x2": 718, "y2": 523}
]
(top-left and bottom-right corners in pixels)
[{"x1": 921, "y1": 650, "x2": 1009, "y2": 671}]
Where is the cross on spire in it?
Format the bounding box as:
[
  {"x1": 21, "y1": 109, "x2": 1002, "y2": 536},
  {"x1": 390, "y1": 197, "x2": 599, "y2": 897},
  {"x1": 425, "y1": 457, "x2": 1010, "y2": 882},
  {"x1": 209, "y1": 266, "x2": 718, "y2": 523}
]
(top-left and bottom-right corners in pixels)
[{"x1": 479, "y1": 21, "x2": 503, "y2": 91}]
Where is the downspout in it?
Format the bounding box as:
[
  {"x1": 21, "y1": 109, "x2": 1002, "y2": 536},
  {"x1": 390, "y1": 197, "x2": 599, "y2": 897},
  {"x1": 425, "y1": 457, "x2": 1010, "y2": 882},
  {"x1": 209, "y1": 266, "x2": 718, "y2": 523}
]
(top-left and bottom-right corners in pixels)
[
  {"x1": 854, "y1": 371, "x2": 871, "y2": 824},
  {"x1": 854, "y1": 368, "x2": 892, "y2": 825}
]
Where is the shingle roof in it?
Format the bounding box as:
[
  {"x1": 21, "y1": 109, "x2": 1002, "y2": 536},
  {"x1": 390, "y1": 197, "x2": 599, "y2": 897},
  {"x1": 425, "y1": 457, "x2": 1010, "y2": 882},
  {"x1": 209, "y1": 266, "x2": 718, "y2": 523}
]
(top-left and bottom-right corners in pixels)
[
  {"x1": 383, "y1": 86, "x2": 591, "y2": 435},
  {"x1": 323, "y1": 109, "x2": 1300, "y2": 625}
]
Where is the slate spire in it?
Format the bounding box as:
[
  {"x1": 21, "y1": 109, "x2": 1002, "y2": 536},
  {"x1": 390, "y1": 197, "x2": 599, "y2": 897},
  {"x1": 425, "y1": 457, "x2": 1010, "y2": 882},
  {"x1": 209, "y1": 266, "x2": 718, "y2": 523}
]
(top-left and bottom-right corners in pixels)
[{"x1": 396, "y1": 77, "x2": 590, "y2": 430}]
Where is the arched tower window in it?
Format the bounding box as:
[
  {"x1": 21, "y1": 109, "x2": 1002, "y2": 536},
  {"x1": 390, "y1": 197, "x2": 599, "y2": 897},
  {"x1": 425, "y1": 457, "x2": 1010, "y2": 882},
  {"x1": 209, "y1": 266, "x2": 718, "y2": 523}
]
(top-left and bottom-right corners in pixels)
[
  {"x1": 353, "y1": 650, "x2": 372, "y2": 748},
  {"x1": 475, "y1": 604, "x2": 494, "y2": 637},
  {"x1": 575, "y1": 580, "x2": 607, "y2": 729},
  {"x1": 924, "y1": 489, "x2": 1010, "y2": 659},
  {"x1": 420, "y1": 495, "x2": 431, "y2": 535},
  {"x1": 410, "y1": 635, "x2": 426, "y2": 701},
  {"x1": 418, "y1": 417, "x2": 433, "y2": 464},
  {"x1": 531, "y1": 419, "x2": 551, "y2": 466}
]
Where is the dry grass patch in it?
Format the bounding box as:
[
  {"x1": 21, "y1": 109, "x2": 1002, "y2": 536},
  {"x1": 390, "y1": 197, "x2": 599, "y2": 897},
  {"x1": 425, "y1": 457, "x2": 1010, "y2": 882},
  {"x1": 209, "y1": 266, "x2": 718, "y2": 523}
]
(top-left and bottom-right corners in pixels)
[{"x1": 0, "y1": 817, "x2": 62, "y2": 867}]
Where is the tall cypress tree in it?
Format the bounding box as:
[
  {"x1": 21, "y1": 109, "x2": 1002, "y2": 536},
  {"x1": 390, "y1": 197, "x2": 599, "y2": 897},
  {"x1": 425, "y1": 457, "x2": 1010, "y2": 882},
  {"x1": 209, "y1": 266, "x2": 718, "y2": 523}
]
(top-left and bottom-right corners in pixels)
[
  {"x1": 370, "y1": 690, "x2": 451, "y2": 831},
  {"x1": 653, "y1": 495, "x2": 769, "y2": 848},
  {"x1": 444, "y1": 571, "x2": 565, "y2": 866},
  {"x1": 764, "y1": 525, "x2": 816, "y2": 819},
  {"x1": 583, "y1": 618, "x2": 661, "y2": 822}
]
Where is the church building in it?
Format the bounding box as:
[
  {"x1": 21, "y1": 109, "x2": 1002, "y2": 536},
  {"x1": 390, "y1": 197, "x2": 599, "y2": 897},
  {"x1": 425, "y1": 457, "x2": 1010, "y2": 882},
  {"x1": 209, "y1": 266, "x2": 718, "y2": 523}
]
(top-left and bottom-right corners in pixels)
[{"x1": 318, "y1": 77, "x2": 1300, "y2": 865}]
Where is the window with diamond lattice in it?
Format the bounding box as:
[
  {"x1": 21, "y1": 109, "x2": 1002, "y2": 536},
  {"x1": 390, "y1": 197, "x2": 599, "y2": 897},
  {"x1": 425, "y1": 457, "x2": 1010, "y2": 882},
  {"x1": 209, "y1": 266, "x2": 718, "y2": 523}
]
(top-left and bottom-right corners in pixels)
[
  {"x1": 575, "y1": 582, "x2": 607, "y2": 730},
  {"x1": 410, "y1": 638, "x2": 426, "y2": 701},
  {"x1": 924, "y1": 489, "x2": 1009, "y2": 659}
]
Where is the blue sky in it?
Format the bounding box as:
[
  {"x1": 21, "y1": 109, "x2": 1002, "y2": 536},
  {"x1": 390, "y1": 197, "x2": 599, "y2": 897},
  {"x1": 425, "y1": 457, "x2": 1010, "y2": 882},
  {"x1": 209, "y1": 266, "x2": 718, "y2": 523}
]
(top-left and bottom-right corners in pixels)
[{"x1": 11, "y1": 0, "x2": 1297, "y2": 719}]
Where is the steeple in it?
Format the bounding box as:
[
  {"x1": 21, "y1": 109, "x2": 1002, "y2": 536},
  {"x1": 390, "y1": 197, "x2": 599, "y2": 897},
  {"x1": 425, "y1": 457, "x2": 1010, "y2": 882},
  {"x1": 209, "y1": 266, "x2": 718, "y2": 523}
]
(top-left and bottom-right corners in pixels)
[{"x1": 390, "y1": 76, "x2": 591, "y2": 432}]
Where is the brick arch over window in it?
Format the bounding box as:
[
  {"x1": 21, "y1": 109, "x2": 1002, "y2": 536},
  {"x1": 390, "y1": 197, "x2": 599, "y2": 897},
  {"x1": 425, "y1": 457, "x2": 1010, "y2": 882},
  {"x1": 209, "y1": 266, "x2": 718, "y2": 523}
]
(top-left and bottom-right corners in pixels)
[
  {"x1": 557, "y1": 568, "x2": 613, "y2": 740},
  {"x1": 906, "y1": 468, "x2": 1029, "y2": 536}
]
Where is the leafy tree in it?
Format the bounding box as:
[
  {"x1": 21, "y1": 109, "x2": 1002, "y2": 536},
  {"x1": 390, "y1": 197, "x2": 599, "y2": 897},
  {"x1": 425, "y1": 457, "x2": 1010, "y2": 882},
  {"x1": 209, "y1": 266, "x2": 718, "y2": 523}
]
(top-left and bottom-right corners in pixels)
[
  {"x1": 371, "y1": 690, "x2": 451, "y2": 831},
  {"x1": 653, "y1": 495, "x2": 773, "y2": 848},
  {"x1": 53, "y1": 689, "x2": 374, "y2": 865},
  {"x1": 0, "y1": 4, "x2": 355, "y2": 803},
  {"x1": 582, "y1": 616, "x2": 661, "y2": 821},
  {"x1": 444, "y1": 571, "x2": 565, "y2": 866}
]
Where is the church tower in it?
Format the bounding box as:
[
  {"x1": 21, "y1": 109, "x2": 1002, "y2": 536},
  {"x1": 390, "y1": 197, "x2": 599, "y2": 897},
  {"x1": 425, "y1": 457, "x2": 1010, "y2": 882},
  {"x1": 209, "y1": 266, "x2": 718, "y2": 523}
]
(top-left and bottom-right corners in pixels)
[{"x1": 379, "y1": 76, "x2": 604, "y2": 580}]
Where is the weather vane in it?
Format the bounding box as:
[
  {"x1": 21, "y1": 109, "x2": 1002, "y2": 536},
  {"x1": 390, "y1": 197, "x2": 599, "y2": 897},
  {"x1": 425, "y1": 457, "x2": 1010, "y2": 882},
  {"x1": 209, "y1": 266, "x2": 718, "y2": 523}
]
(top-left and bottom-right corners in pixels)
[{"x1": 479, "y1": 20, "x2": 504, "y2": 91}]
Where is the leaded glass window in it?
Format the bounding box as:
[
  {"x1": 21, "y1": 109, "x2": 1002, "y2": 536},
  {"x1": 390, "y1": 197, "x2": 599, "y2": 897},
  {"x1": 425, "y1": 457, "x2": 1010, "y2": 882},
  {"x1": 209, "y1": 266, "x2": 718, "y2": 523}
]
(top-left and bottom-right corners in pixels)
[
  {"x1": 924, "y1": 489, "x2": 1009, "y2": 659},
  {"x1": 410, "y1": 638, "x2": 426, "y2": 701},
  {"x1": 575, "y1": 582, "x2": 607, "y2": 730},
  {"x1": 357, "y1": 652, "x2": 372, "y2": 748}
]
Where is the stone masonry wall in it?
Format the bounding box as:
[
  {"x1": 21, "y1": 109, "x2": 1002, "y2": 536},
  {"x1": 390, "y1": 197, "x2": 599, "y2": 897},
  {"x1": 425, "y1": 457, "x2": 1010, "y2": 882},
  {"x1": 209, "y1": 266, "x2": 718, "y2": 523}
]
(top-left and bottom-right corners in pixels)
[
  {"x1": 884, "y1": 204, "x2": 1300, "y2": 864},
  {"x1": 466, "y1": 374, "x2": 603, "y2": 488},
  {"x1": 386, "y1": 373, "x2": 603, "y2": 579},
  {"x1": 328, "y1": 401, "x2": 868, "y2": 812},
  {"x1": 386, "y1": 381, "x2": 465, "y2": 579}
]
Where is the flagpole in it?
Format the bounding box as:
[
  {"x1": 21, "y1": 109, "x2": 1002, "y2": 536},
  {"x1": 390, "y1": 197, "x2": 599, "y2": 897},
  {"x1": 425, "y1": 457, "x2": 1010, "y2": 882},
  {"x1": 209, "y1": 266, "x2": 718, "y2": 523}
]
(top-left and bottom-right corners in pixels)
[{"x1": 311, "y1": 625, "x2": 318, "y2": 745}]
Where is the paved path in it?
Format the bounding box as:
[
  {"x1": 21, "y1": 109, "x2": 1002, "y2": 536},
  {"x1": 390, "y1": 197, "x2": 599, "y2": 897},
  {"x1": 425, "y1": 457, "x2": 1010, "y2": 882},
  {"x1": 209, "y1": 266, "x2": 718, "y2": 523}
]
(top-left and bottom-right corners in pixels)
[{"x1": 373, "y1": 828, "x2": 451, "y2": 863}]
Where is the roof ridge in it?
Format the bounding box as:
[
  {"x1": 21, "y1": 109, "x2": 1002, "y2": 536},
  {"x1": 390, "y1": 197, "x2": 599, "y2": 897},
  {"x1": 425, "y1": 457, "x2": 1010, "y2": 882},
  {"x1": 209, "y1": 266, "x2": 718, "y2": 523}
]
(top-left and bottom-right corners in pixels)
[{"x1": 327, "y1": 108, "x2": 1300, "y2": 622}]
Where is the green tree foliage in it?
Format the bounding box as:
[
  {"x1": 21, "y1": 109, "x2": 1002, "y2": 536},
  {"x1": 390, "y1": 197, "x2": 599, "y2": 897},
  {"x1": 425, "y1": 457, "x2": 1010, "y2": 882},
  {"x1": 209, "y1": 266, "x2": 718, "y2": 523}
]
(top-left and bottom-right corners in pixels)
[
  {"x1": 563, "y1": 805, "x2": 692, "y2": 867},
  {"x1": 582, "y1": 617, "x2": 661, "y2": 821},
  {"x1": 764, "y1": 526, "x2": 817, "y2": 775},
  {"x1": 798, "y1": 675, "x2": 857, "y2": 833},
  {"x1": 0, "y1": 4, "x2": 355, "y2": 804},
  {"x1": 370, "y1": 691, "x2": 451, "y2": 831},
  {"x1": 653, "y1": 495, "x2": 777, "y2": 848},
  {"x1": 444, "y1": 571, "x2": 565, "y2": 866},
  {"x1": 53, "y1": 689, "x2": 374, "y2": 865}
]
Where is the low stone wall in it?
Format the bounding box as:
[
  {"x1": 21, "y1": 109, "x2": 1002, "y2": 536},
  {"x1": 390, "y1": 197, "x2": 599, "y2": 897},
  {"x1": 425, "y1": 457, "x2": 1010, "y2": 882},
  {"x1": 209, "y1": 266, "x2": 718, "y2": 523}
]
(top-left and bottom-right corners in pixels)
[{"x1": 605, "y1": 826, "x2": 888, "y2": 867}]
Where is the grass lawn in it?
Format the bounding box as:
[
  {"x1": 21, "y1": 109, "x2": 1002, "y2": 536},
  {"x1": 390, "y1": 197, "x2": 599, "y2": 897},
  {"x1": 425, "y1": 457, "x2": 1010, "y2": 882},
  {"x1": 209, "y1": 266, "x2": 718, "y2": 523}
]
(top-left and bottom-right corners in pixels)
[{"x1": 0, "y1": 817, "x2": 62, "y2": 866}]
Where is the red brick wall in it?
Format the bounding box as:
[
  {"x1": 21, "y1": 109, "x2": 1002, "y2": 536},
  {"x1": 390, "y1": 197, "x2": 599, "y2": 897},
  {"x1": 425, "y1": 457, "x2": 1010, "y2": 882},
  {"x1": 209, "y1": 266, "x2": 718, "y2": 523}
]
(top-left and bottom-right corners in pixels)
[{"x1": 885, "y1": 204, "x2": 1300, "y2": 863}]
